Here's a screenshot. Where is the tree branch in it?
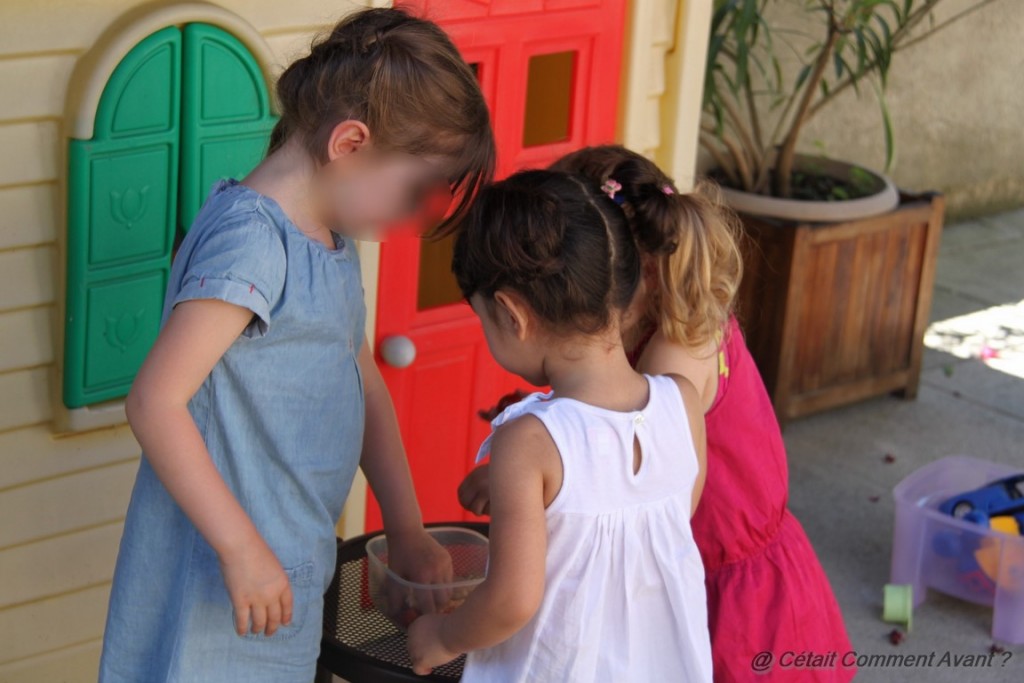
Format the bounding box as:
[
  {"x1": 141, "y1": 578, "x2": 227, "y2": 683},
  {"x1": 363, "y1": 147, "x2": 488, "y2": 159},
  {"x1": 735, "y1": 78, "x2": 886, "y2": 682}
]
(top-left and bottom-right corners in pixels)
[
  {"x1": 699, "y1": 135, "x2": 740, "y2": 188},
  {"x1": 701, "y1": 125, "x2": 754, "y2": 191},
  {"x1": 717, "y1": 85, "x2": 760, "y2": 173},
  {"x1": 805, "y1": 0, "x2": 993, "y2": 119},
  {"x1": 899, "y1": 0, "x2": 997, "y2": 50},
  {"x1": 744, "y1": 76, "x2": 765, "y2": 153},
  {"x1": 775, "y1": 26, "x2": 840, "y2": 197}
]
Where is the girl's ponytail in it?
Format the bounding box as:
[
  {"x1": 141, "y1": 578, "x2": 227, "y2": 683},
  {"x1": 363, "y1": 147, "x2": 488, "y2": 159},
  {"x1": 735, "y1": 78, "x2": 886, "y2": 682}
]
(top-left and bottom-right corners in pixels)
[
  {"x1": 553, "y1": 145, "x2": 743, "y2": 349},
  {"x1": 653, "y1": 181, "x2": 743, "y2": 348},
  {"x1": 453, "y1": 170, "x2": 640, "y2": 336}
]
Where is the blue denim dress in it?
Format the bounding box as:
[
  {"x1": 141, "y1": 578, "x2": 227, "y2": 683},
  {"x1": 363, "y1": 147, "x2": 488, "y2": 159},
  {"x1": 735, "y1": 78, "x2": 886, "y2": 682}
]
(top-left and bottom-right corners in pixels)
[{"x1": 99, "y1": 181, "x2": 366, "y2": 682}]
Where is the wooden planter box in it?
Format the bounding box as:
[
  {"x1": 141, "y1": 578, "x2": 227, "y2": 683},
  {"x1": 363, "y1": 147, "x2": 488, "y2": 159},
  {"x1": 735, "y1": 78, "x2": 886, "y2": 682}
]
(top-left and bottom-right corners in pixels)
[{"x1": 736, "y1": 192, "x2": 945, "y2": 424}]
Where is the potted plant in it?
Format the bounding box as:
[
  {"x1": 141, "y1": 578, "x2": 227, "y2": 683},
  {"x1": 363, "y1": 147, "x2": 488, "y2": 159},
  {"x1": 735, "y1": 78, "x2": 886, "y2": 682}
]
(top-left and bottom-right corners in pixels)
[{"x1": 701, "y1": 0, "x2": 996, "y2": 422}]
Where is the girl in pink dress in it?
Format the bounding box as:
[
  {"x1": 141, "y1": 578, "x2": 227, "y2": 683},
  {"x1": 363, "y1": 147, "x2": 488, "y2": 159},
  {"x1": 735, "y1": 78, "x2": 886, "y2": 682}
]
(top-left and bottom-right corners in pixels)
[
  {"x1": 461, "y1": 146, "x2": 856, "y2": 681},
  {"x1": 557, "y1": 146, "x2": 856, "y2": 682}
]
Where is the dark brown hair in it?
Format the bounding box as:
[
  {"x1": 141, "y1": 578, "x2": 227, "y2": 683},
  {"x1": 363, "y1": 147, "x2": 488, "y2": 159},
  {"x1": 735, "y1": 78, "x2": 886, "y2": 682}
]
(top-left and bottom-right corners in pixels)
[
  {"x1": 552, "y1": 145, "x2": 743, "y2": 348},
  {"x1": 453, "y1": 170, "x2": 640, "y2": 335},
  {"x1": 269, "y1": 7, "x2": 494, "y2": 234}
]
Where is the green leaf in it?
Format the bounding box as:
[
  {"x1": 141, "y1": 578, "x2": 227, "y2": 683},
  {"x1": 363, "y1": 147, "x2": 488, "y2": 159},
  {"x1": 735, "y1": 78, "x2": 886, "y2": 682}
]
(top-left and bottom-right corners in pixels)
[
  {"x1": 795, "y1": 63, "x2": 813, "y2": 91},
  {"x1": 875, "y1": 14, "x2": 893, "y2": 47},
  {"x1": 756, "y1": 14, "x2": 774, "y2": 51},
  {"x1": 854, "y1": 29, "x2": 868, "y2": 72},
  {"x1": 709, "y1": 99, "x2": 726, "y2": 135},
  {"x1": 876, "y1": 0, "x2": 901, "y2": 20},
  {"x1": 864, "y1": 23, "x2": 891, "y2": 88},
  {"x1": 735, "y1": 39, "x2": 749, "y2": 91},
  {"x1": 710, "y1": 0, "x2": 739, "y2": 33},
  {"x1": 841, "y1": 56, "x2": 861, "y2": 96},
  {"x1": 873, "y1": 80, "x2": 896, "y2": 172}
]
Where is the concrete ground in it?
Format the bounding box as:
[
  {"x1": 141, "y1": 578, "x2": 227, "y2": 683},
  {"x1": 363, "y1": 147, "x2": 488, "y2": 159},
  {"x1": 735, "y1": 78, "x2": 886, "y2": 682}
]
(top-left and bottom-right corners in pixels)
[{"x1": 786, "y1": 207, "x2": 1024, "y2": 682}]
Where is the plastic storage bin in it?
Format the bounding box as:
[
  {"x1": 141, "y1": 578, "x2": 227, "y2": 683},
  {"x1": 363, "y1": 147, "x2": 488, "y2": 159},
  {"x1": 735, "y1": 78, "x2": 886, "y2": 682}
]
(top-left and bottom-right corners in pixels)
[{"x1": 890, "y1": 455, "x2": 1024, "y2": 644}]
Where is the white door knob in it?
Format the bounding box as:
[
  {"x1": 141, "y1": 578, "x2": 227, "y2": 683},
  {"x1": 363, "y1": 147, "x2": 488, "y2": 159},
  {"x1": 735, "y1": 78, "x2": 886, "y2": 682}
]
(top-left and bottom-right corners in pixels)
[{"x1": 380, "y1": 335, "x2": 417, "y2": 368}]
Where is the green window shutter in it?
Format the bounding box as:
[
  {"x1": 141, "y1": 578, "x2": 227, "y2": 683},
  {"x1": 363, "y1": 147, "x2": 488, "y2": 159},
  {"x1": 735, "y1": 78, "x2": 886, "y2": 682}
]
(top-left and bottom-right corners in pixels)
[
  {"x1": 65, "y1": 26, "x2": 181, "y2": 409},
  {"x1": 179, "y1": 23, "x2": 277, "y2": 232}
]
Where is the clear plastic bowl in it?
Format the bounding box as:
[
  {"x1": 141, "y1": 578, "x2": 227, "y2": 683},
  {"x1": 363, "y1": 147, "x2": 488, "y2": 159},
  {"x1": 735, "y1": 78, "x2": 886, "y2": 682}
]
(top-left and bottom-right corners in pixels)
[{"x1": 365, "y1": 526, "x2": 489, "y2": 631}]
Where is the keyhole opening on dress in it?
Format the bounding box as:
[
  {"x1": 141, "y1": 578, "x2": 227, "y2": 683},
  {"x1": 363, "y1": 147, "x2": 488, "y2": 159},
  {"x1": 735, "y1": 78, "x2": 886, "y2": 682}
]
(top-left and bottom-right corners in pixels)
[{"x1": 632, "y1": 435, "x2": 643, "y2": 475}]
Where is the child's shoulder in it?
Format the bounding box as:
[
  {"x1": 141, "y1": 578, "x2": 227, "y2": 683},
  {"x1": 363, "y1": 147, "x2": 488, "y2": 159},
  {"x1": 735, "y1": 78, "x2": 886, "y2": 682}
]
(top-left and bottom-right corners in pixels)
[
  {"x1": 639, "y1": 331, "x2": 719, "y2": 408},
  {"x1": 173, "y1": 183, "x2": 289, "y2": 305},
  {"x1": 491, "y1": 412, "x2": 555, "y2": 458},
  {"x1": 658, "y1": 372, "x2": 702, "y2": 414},
  {"x1": 191, "y1": 181, "x2": 286, "y2": 240},
  {"x1": 488, "y1": 413, "x2": 561, "y2": 502},
  {"x1": 643, "y1": 330, "x2": 719, "y2": 371},
  {"x1": 182, "y1": 185, "x2": 290, "y2": 265}
]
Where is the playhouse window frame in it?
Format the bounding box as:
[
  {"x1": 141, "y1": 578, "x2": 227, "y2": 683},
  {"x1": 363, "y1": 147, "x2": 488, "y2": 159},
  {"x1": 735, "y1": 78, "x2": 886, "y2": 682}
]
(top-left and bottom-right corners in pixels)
[{"x1": 56, "y1": 4, "x2": 279, "y2": 433}]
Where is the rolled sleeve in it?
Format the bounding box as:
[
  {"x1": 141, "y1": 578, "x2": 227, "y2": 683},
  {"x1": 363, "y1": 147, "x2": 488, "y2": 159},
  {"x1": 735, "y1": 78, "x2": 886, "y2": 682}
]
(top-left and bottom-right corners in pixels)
[{"x1": 173, "y1": 217, "x2": 286, "y2": 338}]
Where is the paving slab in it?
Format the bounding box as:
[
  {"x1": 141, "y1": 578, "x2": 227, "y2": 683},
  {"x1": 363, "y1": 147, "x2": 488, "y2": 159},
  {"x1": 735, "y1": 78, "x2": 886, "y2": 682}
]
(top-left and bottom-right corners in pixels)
[
  {"x1": 939, "y1": 214, "x2": 1024, "y2": 256},
  {"x1": 785, "y1": 385, "x2": 1024, "y2": 682}
]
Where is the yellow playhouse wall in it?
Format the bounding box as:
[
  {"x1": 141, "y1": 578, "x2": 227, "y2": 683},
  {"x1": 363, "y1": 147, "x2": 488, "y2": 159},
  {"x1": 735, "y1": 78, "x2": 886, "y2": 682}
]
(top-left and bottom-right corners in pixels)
[
  {"x1": 619, "y1": 0, "x2": 712, "y2": 192},
  {"x1": 0, "y1": 1, "x2": 708, "y2": 680}
]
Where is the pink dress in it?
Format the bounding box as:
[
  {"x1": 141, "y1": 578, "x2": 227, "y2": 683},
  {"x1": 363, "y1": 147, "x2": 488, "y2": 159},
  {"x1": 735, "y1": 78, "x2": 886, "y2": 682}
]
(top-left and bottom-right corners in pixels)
[{"x1": 633, "y1": 317, "x2": 855, "y2": 682}]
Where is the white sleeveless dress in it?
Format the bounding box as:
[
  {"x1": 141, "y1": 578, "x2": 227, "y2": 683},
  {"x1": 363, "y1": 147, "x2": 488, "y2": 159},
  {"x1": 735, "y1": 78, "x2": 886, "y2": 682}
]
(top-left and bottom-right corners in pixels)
[{"x1": 463, "y1": 374, "x2": 713, "y2": 683}]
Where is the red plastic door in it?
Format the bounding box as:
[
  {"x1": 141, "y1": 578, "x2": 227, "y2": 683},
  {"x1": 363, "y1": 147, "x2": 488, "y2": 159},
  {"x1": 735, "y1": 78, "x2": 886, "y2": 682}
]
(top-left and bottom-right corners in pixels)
[{"x1": 366, "y1": 0, "x2": 627, "y2": 530}]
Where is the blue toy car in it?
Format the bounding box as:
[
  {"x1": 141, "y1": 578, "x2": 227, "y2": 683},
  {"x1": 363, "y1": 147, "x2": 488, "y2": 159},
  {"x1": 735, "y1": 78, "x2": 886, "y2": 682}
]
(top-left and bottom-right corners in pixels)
[{"x1": 940, "y1": 474, "x2": 1024, "y2": 520}]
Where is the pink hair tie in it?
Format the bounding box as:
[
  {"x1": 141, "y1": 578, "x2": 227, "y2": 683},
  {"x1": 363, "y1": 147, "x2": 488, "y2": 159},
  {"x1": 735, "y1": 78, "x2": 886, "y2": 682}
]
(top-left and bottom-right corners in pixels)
[
  {"x1": 662, "y1": 185, "x2": 675, "y2": 195},
  {"x1": 601, "y1": 178, "x2": 624, "y2": 204}
]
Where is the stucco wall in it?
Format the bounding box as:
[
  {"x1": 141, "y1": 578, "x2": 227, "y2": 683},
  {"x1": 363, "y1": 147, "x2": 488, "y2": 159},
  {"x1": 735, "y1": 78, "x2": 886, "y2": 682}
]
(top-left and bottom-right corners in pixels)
[{"x1": 710, "y1": 0, "x2": 1023, "y2": 219}]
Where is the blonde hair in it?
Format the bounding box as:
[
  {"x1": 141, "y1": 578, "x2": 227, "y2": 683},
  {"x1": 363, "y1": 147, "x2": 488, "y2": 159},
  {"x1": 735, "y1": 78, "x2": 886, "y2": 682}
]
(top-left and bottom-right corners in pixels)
[{"x1": 552, "y1": 146, "x2": 743, "y2": 349}]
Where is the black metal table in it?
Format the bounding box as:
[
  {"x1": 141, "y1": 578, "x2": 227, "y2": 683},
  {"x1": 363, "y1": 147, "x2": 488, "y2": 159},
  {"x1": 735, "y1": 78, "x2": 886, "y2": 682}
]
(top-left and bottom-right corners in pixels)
[{"x1": 318, "y1": 522, "x2": 488, "y2": 682}]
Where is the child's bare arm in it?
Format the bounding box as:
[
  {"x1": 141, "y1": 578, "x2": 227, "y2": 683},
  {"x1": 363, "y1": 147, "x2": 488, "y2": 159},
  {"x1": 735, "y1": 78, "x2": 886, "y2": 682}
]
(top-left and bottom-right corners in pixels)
[
  {"x1": 357, "y1": 339, "x2": 451, "y2": 583},
  {"x1": 666, "y1": 374, "x2": 708, "y2": 516},
  {"x1": 126, "y1": 299, "x2": 292, "y2": 636},
  {"x1": 408, "y1": 416, "x2": 552, "y2": 673}
]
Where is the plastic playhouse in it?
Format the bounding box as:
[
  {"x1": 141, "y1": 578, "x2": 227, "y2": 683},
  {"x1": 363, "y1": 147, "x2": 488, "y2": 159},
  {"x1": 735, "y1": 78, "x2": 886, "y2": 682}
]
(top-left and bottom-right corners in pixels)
[{"x1": 889, "y1": 455, "x2": 1024, "y2": 644}]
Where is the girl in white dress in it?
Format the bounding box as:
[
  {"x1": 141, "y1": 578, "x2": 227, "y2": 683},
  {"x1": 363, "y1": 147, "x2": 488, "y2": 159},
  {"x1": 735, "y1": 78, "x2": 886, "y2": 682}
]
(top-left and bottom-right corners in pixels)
[{"x1": 407, "y1": 169, "x2": 713, "y2": 682}]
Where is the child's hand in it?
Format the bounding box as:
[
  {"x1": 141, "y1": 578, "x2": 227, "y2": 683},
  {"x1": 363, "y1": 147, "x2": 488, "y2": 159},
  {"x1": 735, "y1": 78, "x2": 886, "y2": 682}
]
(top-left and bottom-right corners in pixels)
[
  {"x1": 408, "y1": 613, "x2": 461, "y2": 675},
  {"x1": 387, "y1": 528, "x2": 454, "y2": 612},
  {"x1": 458, "y1": 464, "x2": 491, "y2": 516},
  {"x1": 218, "y1": 539, "x2": 293, "y2": 637},
  {"x1": 387, "y1": 528, "x2": 454, "y2": 583}
]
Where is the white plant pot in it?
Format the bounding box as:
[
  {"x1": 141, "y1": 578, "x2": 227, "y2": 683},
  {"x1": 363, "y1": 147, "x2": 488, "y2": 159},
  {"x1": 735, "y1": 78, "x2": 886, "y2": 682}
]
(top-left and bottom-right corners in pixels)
[{"x1": 720, "y1": 155, "x2": 900, "y2": 223}]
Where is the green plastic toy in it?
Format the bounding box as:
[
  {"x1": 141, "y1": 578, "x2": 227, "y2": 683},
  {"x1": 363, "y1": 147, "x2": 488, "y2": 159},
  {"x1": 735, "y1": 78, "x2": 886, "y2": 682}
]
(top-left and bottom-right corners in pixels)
[{"x1": 882, "y1": 583, "x2": 913, "y2": 632}]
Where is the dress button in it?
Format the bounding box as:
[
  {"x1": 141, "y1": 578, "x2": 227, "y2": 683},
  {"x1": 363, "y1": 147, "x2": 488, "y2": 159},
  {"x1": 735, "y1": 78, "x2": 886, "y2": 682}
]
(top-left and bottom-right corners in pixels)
[{"x1": 634, "y1": 413, "x2": 645, "y2": 425}]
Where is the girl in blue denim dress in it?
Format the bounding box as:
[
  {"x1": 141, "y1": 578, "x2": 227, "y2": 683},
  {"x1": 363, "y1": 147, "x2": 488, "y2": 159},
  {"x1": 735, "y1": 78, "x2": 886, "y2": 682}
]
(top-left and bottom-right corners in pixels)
[{"x1": 98, "y1": 9, "x2": 494, "y2": 683}]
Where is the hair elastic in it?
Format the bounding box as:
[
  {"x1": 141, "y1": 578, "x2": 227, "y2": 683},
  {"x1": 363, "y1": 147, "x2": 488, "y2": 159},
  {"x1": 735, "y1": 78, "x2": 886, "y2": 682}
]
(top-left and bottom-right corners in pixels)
[
  {"x1": 601, "y1": 178, "x2": 624, "y2": 205},
  {"x1": 662, "y1": 185, "x2": 675, "y2": 195}
]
